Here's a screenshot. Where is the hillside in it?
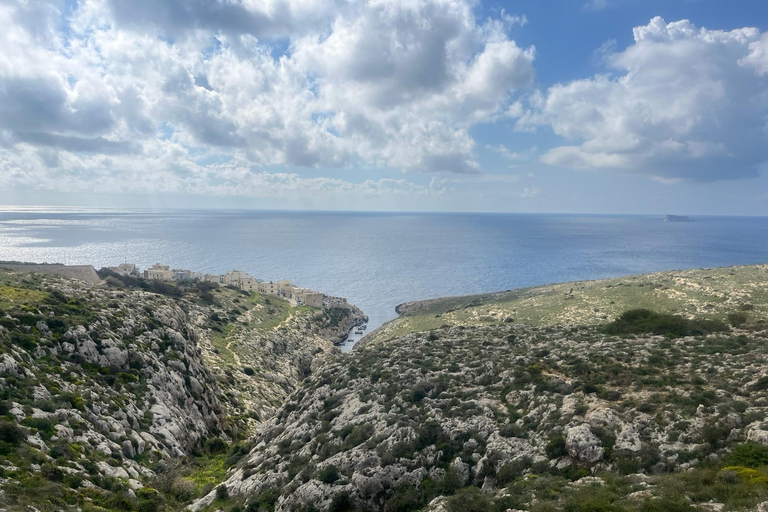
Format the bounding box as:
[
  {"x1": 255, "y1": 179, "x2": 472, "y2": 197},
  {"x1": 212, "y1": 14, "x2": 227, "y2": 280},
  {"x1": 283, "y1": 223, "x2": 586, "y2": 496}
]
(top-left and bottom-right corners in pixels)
[
  {"x1": 369, "y1": 265, "x2": 768, "y2": 343},
  {"x1": 0, "y1": 268, "x2": 360, "y2": 511},
  {"x1": 194, "y1": 265, "x2": 768, "y2": 512}
]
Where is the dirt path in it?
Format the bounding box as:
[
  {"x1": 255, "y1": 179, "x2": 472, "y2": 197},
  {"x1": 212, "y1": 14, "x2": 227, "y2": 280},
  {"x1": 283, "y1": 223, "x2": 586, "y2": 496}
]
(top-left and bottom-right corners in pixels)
[
  {"x1": 274, "y1": 311, "x2": 295, "y2": 331},
  {"x1": 225, "y1": 337, "x2": 243, "y2": 367}
]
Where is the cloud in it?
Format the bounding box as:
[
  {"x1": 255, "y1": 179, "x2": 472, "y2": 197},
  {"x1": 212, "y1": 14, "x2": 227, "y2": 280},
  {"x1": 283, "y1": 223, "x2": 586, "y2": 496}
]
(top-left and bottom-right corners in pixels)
[
  {"x1": 741, "y1": 33, "x2": 768, "y2": 75},
  {"x1": 0, "y1": 0, "x2": 536, "y2": 201},
  {"x1": 0, "y1": 138, "x2": 449, "y2": 202},
  {"x1": 583, "y1": 0, "x2": 611, "y2": 11},
  {"x1": 519, "y1": 17, "x2": 768, "y2": 181},
  {"x1": 105, "y1": 0, "x2": 342, "y2": 39}
]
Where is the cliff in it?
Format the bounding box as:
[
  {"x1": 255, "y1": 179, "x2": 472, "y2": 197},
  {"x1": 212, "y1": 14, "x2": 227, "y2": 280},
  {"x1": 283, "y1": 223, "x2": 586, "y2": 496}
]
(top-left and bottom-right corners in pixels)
[
  {"x1": 0, "y1": 268, "x2": 355, "y2": 511},
  {"x1": 194, "y1": 265, "x2": 768, "y2": 512}
]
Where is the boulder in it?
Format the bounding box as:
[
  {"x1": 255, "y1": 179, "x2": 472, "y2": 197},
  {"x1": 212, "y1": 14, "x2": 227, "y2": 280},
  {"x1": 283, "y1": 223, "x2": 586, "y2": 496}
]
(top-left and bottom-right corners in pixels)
[
  {"x1": 565, "y1": 424, "x2": 604, "y2": 463},
  {"x1": 122, "y1": 440, "x2": 136, "y2": 459}
]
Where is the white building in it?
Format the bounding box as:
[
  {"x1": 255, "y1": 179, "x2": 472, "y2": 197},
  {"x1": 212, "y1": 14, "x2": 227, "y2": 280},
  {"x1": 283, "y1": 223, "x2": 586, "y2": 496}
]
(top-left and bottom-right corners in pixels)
[
  {"x1": 109, "y1": 263, "x2": 137, "y2": 276},
  {"x1": 145, "y1": 263, "x2": 173, "y2": 280},
  {"x1": 173, "y1": 269, "x2": 196, "y2": 280}
]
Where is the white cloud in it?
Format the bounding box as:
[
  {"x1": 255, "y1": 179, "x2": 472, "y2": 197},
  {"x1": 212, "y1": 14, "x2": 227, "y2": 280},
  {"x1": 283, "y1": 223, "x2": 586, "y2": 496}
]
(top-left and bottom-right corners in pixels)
[
  {"x1": 741, "y1": 33, "x2": 768, "y2": 75},
  {"x1": 0, "y1": 0, "x2": 535, "y2": 201},
  {"x1": 583, "y1": 0, "x2": 610, "y2": 11},
  {"x1": 519, "y1": 17, "x2": 768, "y2": 181}
]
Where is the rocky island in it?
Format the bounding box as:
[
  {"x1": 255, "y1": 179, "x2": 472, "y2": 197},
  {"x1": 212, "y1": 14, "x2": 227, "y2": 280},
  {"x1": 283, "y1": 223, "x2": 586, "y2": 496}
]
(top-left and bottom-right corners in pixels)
[{"x1": 2, "y1": 264, "x2": 768, "y2": 511}]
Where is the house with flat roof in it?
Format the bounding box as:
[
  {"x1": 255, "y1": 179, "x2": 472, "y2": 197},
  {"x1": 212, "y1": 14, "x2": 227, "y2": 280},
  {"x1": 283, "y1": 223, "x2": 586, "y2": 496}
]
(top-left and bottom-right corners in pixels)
[
  {"x1": 108, "y1": 263, "x2": 137, "y2": 276},
  {"x1": 145, "y1": 263, "x2": 173, "y2": 280},
  {"x1": 173, "y1": 269, "x2": 196, "y2": 280}
]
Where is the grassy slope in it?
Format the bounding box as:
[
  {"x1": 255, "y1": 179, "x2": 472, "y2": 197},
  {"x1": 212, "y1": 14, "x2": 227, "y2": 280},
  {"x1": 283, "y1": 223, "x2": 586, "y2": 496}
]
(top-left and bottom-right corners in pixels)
[{"x1": 368, "y1": 265, "x2": 768, "y2": 344}]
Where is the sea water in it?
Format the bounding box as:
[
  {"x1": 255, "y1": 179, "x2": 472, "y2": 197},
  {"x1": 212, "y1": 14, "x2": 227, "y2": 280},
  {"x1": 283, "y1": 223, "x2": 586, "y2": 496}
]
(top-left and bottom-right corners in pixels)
[{"x1": 1, "y1": 208, "x2": 767, "y2": 351}]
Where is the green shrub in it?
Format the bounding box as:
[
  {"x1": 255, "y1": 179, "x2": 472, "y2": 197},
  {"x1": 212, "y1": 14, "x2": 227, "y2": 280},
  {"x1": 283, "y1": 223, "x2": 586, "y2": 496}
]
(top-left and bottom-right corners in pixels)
[
  {"x1": 329, "y1": 492, "x2": 354, "y2": 512},
  {"x1": 205, "y1": 437, "x2": 228, "y2": 455},
  {"x1": 496, "y1": 458, "x2": 531, "y2": 485},
  {"x1": 41, "y1": 463, "x2": 64, "y2": 481},
  {"x1": 316, "y1": 464, "x2": 341, "y2": 484},
  {"x1": 639, "y1": 497, "x2": 696, "y2": 512},
  {"x1": 0, "y1": 420, "x2": 26, "y2": 445},
  {"x1": 701, "y1": 423, "x2": 729, "y2": 446},
  {"x1": 407, "y1": 381, "x2": 434, "y2": 403},
  {"x1": 727, "y1": 312, "x2": 748, "y2": 326},
  {"x1": 545, "y1": 435, "x2": 568, "y2": 459},
  {"x1": 446, "y1": 487, "x2": 492, "y2": 512},
  {"x1": 440, "y1": 467, "x2": 464, "y2": 495},
  {"x1": 22, "y1": 416, "x2": 56, "y2": 439},
  {"x1": 603, "y1": 309, "x2": 727, "y2": 338},
  {"x1": 724, "y1": 442, "x2": 768, "y2": 468},
  {"x1": 383, "y1": 483, "x2": 422, "y2": 512},
  {"x1": 247, "y1": 487, "x2": 280, "y2": 512}
]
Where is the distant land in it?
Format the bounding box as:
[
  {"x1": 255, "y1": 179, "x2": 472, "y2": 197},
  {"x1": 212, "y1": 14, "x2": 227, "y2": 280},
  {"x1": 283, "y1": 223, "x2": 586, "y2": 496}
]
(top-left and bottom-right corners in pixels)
[{"x1": 664, "y1": 214, "x2": 693, "y2": 222}]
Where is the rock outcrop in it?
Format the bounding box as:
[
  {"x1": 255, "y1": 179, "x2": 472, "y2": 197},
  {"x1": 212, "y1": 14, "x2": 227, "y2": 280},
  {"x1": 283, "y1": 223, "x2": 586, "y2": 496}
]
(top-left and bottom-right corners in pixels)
[{"x1": 0, "y1": 268, "x2": 350, "y2": 511}]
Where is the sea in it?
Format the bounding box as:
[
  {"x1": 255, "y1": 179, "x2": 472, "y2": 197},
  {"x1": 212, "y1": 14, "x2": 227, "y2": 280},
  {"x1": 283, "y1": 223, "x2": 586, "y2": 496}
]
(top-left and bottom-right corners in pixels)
[{"x1": 1, "y1": 207, "x2": 767, "y2": 351}]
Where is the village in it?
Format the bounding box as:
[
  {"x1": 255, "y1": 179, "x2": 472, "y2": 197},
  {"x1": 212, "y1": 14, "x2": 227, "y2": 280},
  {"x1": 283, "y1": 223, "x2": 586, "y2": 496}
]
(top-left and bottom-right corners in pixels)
[{"x1": 106, "y1": 262, "x2": 348, "y2": 309}]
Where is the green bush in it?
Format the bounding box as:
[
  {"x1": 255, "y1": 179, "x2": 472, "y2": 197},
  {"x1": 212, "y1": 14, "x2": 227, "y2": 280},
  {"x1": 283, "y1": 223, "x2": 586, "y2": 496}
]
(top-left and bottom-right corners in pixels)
[
  {"x1": 496, "y1": 459, "x2": 531, "y2": 485},
  {"x1": 342, "y1": 424, "x2": 374, "y2": 450},
  {"x1": 639, "y1": 497, "x2": 696, "y2": 512},
  {"x1": 383, "y1": 483, "x2": 422, "y2": 512},
  {"x1": 545, "y1": 435, "x2": 568, "y2": 459},
  {"x1": 205, "y1": 437, "x2": 228, "y2": 455},
  {"x1": 0, "y1": 420, "x2": 26, "y2": 445},
  {"x1": 727, "y1": 312, "x2": 748, "y2": 326},
  {"x1": 247, "y1": 487, "x2": 280, "y2": 512},
  {"x1": 407, "y1": 381, "x2": 434, "y2": 403},
  {"x1": 446, "y1": 487, "x2": 492, "y2": 512},
  {"x1": 603, "y1": 309, "x2": 727, "y2": 338},
  {"x1": 316, "y1": 464, "x2": 341, "y2": 484},
  {"x1": 724, "y1": 442, "x2": 768, "y2": 468}
]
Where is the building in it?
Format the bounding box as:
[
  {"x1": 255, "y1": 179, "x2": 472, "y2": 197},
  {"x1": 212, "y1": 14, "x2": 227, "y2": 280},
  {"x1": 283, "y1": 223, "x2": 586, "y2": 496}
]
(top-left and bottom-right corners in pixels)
[
  {"x1": 300, "y1": 292, "x2": 323, "y2": 308},
  {"x1": 173, "y1": 269, "x2": 196, "y2": 280},
  {"x1": 145, "y1": 263, "x2": 173, "y2": 280},
  {"x1": 237, "y1": 277, "x2": 259, "y2": 292},
  {"x1": 121, "y1": 261, "x2": 335, "y2": 308},
  {"x1": 279, "y1": 285, "x2": 323, "y2": 307},
  {"x1": 109, "y1": 263, "x2": 137, "y2": 276},
  {"x1": 200, "y1": 274, "x2": 219, "y2": 284},
  {"x1": 258, "y1": 281, "x2": 280, "y2": 295},
  {"x1": 220, "y1": 270, "x2": 251, "y2": 286}
]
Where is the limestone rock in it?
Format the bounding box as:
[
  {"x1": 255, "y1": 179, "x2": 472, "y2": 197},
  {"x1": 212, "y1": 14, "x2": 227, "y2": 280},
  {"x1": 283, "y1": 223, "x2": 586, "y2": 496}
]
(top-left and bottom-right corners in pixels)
[{"x1": 565, "y1": 424, "x2": 604, "y2": 463}]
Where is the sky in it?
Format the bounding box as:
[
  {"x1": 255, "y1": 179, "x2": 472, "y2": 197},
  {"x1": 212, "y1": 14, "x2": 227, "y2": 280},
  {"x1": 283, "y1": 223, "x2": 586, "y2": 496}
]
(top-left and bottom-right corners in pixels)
[{"x1": 2, "y1": 0, "x2": 768, "y2": 214}]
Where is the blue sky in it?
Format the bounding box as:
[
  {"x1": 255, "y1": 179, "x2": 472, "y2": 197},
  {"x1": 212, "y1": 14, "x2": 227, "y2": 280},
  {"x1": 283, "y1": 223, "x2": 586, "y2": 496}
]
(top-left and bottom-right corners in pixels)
[{"x1": 2, "y1": 0, "x2": 768, "y2": 214}]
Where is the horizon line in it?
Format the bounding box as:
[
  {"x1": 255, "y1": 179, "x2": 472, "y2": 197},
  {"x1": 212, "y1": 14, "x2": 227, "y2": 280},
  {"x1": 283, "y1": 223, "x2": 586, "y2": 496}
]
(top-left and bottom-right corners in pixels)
[{"x1": 0, "y1": 204, "x2": 767, "y2": 218}]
